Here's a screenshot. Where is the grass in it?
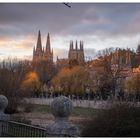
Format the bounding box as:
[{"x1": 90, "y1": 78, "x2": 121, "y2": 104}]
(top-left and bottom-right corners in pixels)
[
  {"x1": 32, "y1": 104, "x2": 51, "y2": 113},
  {"x1": 71, "y1": 107, "x2": 105, "y2": 117},
  {"x1": 14, "y1": 103, "x2": 140, "y2": 137},
  {"x1": 30, "y1": 104, "x2": 104, "y2": 118}
]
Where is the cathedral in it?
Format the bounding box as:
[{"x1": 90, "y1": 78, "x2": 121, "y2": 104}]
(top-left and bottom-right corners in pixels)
[
  {"x1": 110, "y1": 48, "x2": 132, "y2": 77},
  {"x1": 56, "y1": 40, "x2": 85, "y2": 70},
  {"x1": 68, "y1": 40, "x2": 85, "y2": 65},
  {"x1": 33, "y1": 31, "x2": 85, "y2": 69},
  {"x1": 111, "y1": 48, "x2": 131, "y2": 66},
  {"x1": 33, "y1": 30, "x2": 53, "y2": 63}
]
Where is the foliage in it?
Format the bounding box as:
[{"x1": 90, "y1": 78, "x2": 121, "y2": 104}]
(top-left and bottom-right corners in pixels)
[
  {"x1": 0, "y1": 59, "x2": 33, "y2": 113},
  {"x1": 33, "y1": 60, "x2": 56, "y2": 83},
  {"x1": 90, "y1": 54, "x2": 113, "y2": 98},
  {"x1": 125, "y1": 73, "x2": 140, "y2": 94},
  {"x1": 52, "y1": 66, "x2": 90, "y2": 95},
  {"x1": 82, "y1": 104, "x2": 140, "y2": 137},
  {"x1": 21, "y1": 71, "x2": 41, "y2": 96}
]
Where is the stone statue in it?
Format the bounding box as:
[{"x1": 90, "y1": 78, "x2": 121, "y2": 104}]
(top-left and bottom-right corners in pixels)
[{"x1": 47, "y1": 96, "x2": 80, "y2": 137}]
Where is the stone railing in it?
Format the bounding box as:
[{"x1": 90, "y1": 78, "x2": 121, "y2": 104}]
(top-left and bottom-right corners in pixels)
[
  {"x1": 0, "y1": 95, "x2": 10, "y2": 136},
  {"x1": 47, "y1": 96, "x2": 80, "y2": 137},
  {"x1": 0, "y1": 95, "x2": 80, "y2": 137}
]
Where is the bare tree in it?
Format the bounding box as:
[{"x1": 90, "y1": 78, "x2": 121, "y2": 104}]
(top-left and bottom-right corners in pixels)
[{"x1": 0, "y1": 58, "x2": 32, "y2": 113}]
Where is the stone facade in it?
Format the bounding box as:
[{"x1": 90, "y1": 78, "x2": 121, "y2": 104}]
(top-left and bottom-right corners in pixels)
[
  {"x1": 68, "y1": 40, "x2": 85, "y2": 65},
  {"x1": 56, "y1": 40, "x2": 85, "y2": 69},
  {"x1": 111, "y1": 49, "x2": 131, "y2": 75},
  {"x1": 33, "y1": 31, "x2": 85, "y2": 68},
  {"x1": 110, "y1": 48, "x2": 132, "y2": 78},
  {"x1": 33, "y1": 30, "x2": 53, "y2": 63},
  {"x1": 56, "y1": 57, "x2": 69, "y2": 70}
]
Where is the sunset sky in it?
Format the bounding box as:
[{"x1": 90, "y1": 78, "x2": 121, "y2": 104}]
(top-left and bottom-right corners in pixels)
[{"x1": 0, "y1": 3, "x2": 140, "y2": 61}]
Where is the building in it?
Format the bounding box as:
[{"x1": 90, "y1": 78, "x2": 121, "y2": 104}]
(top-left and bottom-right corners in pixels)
[
  {"x1": 33, "y1": 30, "x2": 53, "y2": 63},
  {"x1": 132, "y1": 65, "x2": 140, "y2": 76},
  {"x1": 56, "y1": 40, "x2": 85, "y2": 69},
  {"x1": 110, "y1": 48, "x2": 132, "y2": 77},
  {"x1": 111, "y1": 48, "x2": 131, "y2": 66},
  {"x1": 68, "y1": 40, "x2": 85, "y2": 65},
  {"x1": 56, "y1": 57, "x2": 69, "y2": 70}
]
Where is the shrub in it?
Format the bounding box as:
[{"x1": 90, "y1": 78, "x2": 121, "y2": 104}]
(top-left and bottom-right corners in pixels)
[
  {"x1": 5, "y1": 97, "x2": 21, "y2": 114},
  {"x1": 82, "y1": 104, "x2": 140, "y2": 137}
]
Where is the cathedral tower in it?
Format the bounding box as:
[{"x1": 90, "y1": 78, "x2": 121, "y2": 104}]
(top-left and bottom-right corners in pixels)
[
  {"x1": 68, "y1": 40, "x2": 85, "y2": 65},
  {"x1": 44, "y1": 33, "x2": 53, "y2": 62},
  {"x1": 33, "y1": 31, "x2": 53, "y2": 63},
  {"x1": 33, "y1": 30, "x2": 43, "y2": 62}
]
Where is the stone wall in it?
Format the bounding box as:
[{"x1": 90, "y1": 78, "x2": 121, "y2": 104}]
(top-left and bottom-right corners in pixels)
[
  {"x1": 25, "y1": 97, "x2": 140, "y2": 109},
  {"x1": 24, "y1": 98, "x2": 114, "y2": 109},
  {"x1": 0, "y1": 95, "x2": 80, "y2": 137}
]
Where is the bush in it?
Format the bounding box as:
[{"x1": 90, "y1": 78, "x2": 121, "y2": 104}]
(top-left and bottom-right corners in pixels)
[
  {"x1": 5, "y1": 97, "x2": 22, "y2": 114},
  {"x1": 82, "y1": 104, "x2": 140, "y2": 137}
]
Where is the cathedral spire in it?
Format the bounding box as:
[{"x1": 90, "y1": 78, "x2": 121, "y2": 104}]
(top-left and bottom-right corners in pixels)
[
  {"x1": 33, "y1": 46, "x2": 35, "y2": 55},
  {"x1": 70, "y1": 40, "x2": 73, "y2": 50},
  {"x1": 75, "y1": 40, "x2": 78, "y2": 50},
  {"x1": 70, "y1": 41, "x2": 72, "y2": 50},
  {"x1": 82, "y1": 41, "x2": 84, "y2": 50},
  {"x1": 80, "y1": 41, "x2": 82, "y2": 50},
  {"x1": 80, "y1": 40, "x2": 83, "y2": 50},
  {"x1": 52, "y1": 48, "x2": 53, "y2": 55},
  {"x1": 46, "y1": 33, "x2": 51, "y2": 53},
  {"x1": 71, "y1": 41, "x2": 73, "y2": 49},
  {"x1": 33, "y1": 46, "x2": 35, "y2": 51},
  {"x1": 57, "y1": 56, "x2": 59, "y2": 61},
  {"x1": 36, "y1": 30, "x2": 42, "y2": 51}
]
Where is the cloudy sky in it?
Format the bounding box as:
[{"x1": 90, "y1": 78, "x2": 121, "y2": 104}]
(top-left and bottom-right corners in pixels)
[{"x1": 0, "y1": 3, "x2": 140, "y2": 61}]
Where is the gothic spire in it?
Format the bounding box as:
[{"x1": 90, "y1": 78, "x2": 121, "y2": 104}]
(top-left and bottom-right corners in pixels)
[
  {"x1": 80, "y1": 41, "x2": 82, "y2": 49},
  {"x1": 80, "y1": 41, "x2": 83, "y2": 50},
  {"x1": 70, "y1": 40, "x2": 73, "y2": 50},
  {"x1": 71, "y1": 41, "x2": 73, "y2": 49},
  {"x1": 46, "y1": 33, "x2": 51, "y2": 53},
  {"x1": 33, "y1": 46, "x2": 35, "y2": 55},
  {"x1": 75, "y1": 40, "x2": 78, "y2": 50},
  {"x1": 57, "y1": 56, "x2": 59, "y2": 61},
  {"x1": 36, "y1": 30, "x2": 42, "y2": 51},
  {"x1": 70, "y1": 41, "x2": 72, "y2": 50},
  {"x1": 33, "y1": 46, "x2": 35, "y2": 51},
  {"x1": 52, "y1": 48, "x2": 53, "y2": 55}
]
